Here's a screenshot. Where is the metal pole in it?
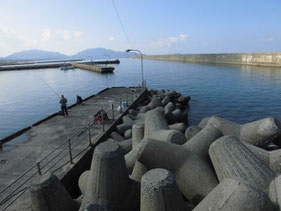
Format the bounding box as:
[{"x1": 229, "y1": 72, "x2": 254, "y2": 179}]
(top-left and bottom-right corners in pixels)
[
  {"x1": 112, "y1": 104, "x2": 115, "y2": 120},
  {"x1": 126, "y1": 95, "x2": 128, "y2": 106},
  {"x1": 37, "y1": 162, "x2": 42, "y2": 175},
  {"x1": 119, "y1": 99, "x2": 122, "y2": 113},
  {"x1": 140, "y1": 52, "x2": 144, "y2": 88},
  {"x1": 88, "y1": 123, "x2": 92, "y2": 146},
  {"x1": 125, "y1": 49, "x2": 144, "y2": 88},
  {"x1": 68, "y1": 138, "x2": 73, "y2": 164},
  {"x1": 102, "y1": 116, "x2": 105, "y2": 131}
]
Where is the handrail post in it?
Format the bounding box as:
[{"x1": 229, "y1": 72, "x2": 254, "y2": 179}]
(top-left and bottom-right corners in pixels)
[
  {"x1": 112, "y1": 104, "x2": 114, "y2": 120},
  {"x1": 88, "y1": 123, "x2": 92, "y2": 146},
  {"x1": 68, "y1": 138, "x2": 73, "y2": 164},
  {"x1": 102, "y1": 116, "x2": 105, "y2": 132},
  {"x1": 119, "y1": 99, "x2": 122, "y2": 113},
  {"x1": 37, "y1": 162, "x2": 42, "y2": 175}
]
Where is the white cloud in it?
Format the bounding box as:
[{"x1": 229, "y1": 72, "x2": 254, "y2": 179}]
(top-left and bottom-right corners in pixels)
[
  {"x1": 265, "y1": 37, "x2": 273, "y2": 42},
  {"x1": 153, "y1": 34, "x2": 189, "y2": 48},
  {"x1": 169, "y1": 37, "x2": 178, "y2": 43},
  {"x1": 41, "y1": 28, "x2": 52, "y2": 41},
  {"x1": 259, "y1": 37, "x2": 274, "y2": 42},
  {"x1": 0, "y1": 24, "x2": 33, "y2": 56},
  {"x1": 74, "y1": 31, "x2": 82, "y2": 39},
  {"x1": 154, "y1": 40, "x2": 165, "y2": 47},
  {"x1": 108, "y1": 36, "x2": 116, "y2": 41},
  {"x1": 179, "y1": 34, "x2": 189, "y2": 41},
  {"x1": 56, "y1": 29, "x2": 71, "y2": 40},
  {"x1": 0, "y1": 24, "x2": 85, "y2": 56}
]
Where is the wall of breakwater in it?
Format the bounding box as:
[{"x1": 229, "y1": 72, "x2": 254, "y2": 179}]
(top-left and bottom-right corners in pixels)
[{"x1": 143, "y1": 52, "x2": 281, "y2": 67}]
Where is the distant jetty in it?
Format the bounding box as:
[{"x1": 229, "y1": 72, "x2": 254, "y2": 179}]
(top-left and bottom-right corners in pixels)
[
  {"x1": 0, "y1": 59, "x2": 120, "y2": 71},
  {"x1": 72, "y1": 63, "x2": 114, "y2": 73}
]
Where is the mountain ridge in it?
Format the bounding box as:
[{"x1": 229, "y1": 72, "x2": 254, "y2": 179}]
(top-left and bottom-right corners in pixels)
[{"x1": 1, "y1": 48, "x2": 135, "y2": 61}]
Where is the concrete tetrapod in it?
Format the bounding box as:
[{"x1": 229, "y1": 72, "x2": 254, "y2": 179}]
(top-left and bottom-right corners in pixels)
[
  {"x1": 80, "y1": 204, "x2": 108, "y2": 211},
  {"x1": 193, "y1": 178, "x2": 275, "y2": 211},
  {"x1": 209, "y1": 136, "x2": 276, "y2": 192},
  {"x1": 118, "y1": 138, "x2": 132, "y2": 154},
  {"x1": 269, "y1": 175, "x2": 281, "y2": 209},
  {"x1": 110, "y1": 132, "x2": 125, "y2": 142},
  {"x1": 116, "y1": 123, "x2": 133, "y2": 135},
  {"x1": 141, "y1": 169, "x2": 186, "y2": 211},
  {"x1": 79, "y1": 170, "x2": 89, "y2": 195},
  {"x1": 201, "y1": 116, "x2": 281, "y2": 146},
  {"x1": 144, "y1": 108, "x2": 186, "y2": 145},
  {"x1": 184, "y1": 125, "x2": 202, "y2": 141},
  {"x1": 80, "y1": 140, "x2": 138, "y2": 210},
  {"x1": 245, "y1": 143, "x2": 281, "y2": 174},
  {"x1": 146, "y1": 97, "x2": 162, "y2": 110},
  {"x1": 125, "y1": 123, "x2": 145, "y2": 174},
  {"x1": 130, "y1": 160, "x2": 147, "y2": 182},
  {"x1": 139, "y1": 125, "x2": 223, "y2": 204},
  {"x1": 30, "y1": 174, "x2": 79, "y2": 211},
  {"x1": 169, "y1": 122, "x2": 186, "y2": 133}
]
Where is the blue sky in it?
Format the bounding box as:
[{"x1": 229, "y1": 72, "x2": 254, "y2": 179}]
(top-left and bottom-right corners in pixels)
[{"x1": 0, "y1": 0, "x2": 280, "y2": 57}]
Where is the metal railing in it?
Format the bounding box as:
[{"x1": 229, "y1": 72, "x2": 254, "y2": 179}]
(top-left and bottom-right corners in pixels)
[
  {"x1": 0, "y1": 91, "x2": 140, "y2": 211},
  {"x1": 0, "y1": 122, "x2": 93, "y2": 211}
]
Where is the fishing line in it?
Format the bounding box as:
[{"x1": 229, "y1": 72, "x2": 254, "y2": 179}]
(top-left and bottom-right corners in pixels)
[
  {"x1": 34, "y1": 72, "x2": 61, "y2": 98},
  {"x1": 111, "y1": 0, "x2": 133, "y2": 48}
]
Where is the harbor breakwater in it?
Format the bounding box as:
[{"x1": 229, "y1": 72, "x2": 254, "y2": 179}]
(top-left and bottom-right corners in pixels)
[
  {"x1": 143, "y1": 52, "x2": 281, "y2": 67},
  {"x1": 27, "y1": 88, "x2": 281, "y2": 210}
]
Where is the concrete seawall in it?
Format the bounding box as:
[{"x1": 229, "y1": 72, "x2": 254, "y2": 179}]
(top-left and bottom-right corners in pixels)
[{"x1": 143, "y1": 53, "x2": 281, "y2": 67}]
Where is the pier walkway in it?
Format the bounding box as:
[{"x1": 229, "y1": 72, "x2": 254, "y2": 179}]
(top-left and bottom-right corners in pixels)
[{"x1": 0, "y1": 87, "x2": 144, "y2": 210}]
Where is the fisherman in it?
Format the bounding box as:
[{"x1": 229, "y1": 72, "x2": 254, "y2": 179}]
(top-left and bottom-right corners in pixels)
[
  {"x1": 76, "y1": 95, "x2": 83, "y2": 105},
  {"x1": 60, "y1": 95, "x2": 68, "y2": 117}
]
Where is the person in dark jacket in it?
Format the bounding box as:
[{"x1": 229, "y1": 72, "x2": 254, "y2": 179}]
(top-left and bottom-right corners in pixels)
[
  {"x1": 76, "y1": 95, "x2": 83, "y2": 105},
  {"x1": 60, "y1": 95, "x2": 68, "y2": 116}
]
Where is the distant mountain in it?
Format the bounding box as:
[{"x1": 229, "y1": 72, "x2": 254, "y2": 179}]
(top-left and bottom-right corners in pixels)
[
  {"x1": 5, "y1": 49, "x2": 69, "y2": 61},
  {"x1": 1, "y1": 48, "x2": 137, "y2": 61},
  {"x1": 73, "y1": 48, "x2": 135, "y2": 59}
]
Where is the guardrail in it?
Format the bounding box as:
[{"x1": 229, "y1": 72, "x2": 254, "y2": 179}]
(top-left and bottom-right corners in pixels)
[{"x1": 0, "y1": 90, "x2": 141, "y2": 211}]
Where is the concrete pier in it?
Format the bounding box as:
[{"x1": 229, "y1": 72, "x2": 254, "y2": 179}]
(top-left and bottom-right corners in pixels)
[
  {"x1": 72, "y1": 64, "x2": 114, "y2": 73},
  {"x1": 0, "y1": 87, "x2": 144, "y2": 210},
  {"x1": 0, "y1": 60, "x2": 120, "y2": 71}
]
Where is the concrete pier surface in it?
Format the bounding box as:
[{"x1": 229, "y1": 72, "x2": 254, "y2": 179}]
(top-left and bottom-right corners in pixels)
[
  {"x1": 72, "y1": 63, "x2": 114, "y2": 73},
  {"x1": 0, "y1": 87, "x2": 144, "y2": 210}
]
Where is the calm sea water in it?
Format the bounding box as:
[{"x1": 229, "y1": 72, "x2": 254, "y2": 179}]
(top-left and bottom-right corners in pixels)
[{"x1": 0, "y1": 58, "x2": 281, "y2": 139}]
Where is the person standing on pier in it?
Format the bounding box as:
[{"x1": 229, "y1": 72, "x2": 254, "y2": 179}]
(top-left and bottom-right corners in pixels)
[{"x1": 60, "y1": 95, "x2": 68, "y2": 117}]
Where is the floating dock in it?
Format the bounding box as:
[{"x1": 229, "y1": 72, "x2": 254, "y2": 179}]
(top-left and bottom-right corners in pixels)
[
  {"x1": 72, "y1": 63, "x2": 114, "y2": 73},
  {"x1": 0, "y1": 87, "x2": 146, "y2": 210}
]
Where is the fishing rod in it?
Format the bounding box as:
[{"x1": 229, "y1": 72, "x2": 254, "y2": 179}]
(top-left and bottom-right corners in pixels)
[{"x1": 34, "y1": 73, "x2": 61, "y2": 98}]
